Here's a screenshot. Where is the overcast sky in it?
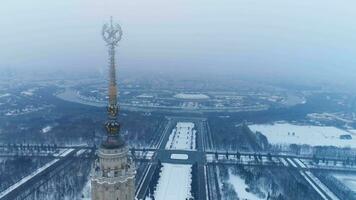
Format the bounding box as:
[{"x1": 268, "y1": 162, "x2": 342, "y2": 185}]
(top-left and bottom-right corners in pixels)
[{"x1": 1, "y1": 0, "x2": 356, "y2": 86}]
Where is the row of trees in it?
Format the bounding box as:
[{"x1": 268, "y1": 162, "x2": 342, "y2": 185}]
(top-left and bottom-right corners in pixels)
[{"x1": 147, "y1": 160, "x2": 163, "y2": 199}]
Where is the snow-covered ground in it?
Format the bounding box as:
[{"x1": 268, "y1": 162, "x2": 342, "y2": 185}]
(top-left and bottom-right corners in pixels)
[
  {"x1": 78, "y1": 179, "x2": 91, "y2": 200},
  {"x1": 165, "y1": 122, "x2": 196, "y2": 151},
  {"x1": 249, "y1": 123, "x2": 356, "y2": 148},
  {"x1": 41, "y1": 125, "x2": 52, "y2": 133},
  {"x1": 333, "y1": 173, "x2": 356, "y2": 192},
  {"x1": 0, "y1": 93, "x2": 10, "y2": 98},
  {"x1": 217, "y1": 167, "x2": 264, "y2": 200},
  {"x1": 227, "y1": 170, "x2": 264, "y2": 200},
  {"x1": 21, "y1": 88, "x2": 37, "y2": 96},
  {"x1": 174, "y1": 93, "x2": 209, "y2": 100},
  {"x1": 152, "y1": 163, "x2": 192, "y2": 200}
]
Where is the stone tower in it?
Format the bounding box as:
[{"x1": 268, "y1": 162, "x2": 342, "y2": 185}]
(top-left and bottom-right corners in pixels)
[{"x1": 91, "y1": 18, "x2": 136, "y2": 200}]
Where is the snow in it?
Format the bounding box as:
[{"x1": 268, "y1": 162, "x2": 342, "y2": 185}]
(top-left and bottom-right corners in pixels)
[
  {"x1": 153, "y1": 163, "x2": 192, "y2": 200},
  {"x1": 287, "y1": 158, "x2": 340, "y2": 200},
  {"x1": 227, "y1": 169, "x2": 264, "y2": 200},
  {"x1": 286, "y1": 158, "x2": 298, "y2": 168},
  {"x1": 165, "y1": 122, "x2": 196, "y2": 151},
  {"x1": 0, "y1": 148, "x2": 75, "y2": 198},
  {"x1": 249, "y1": 123, "x2": 356, "y2": 148},
  {"x1": 59, "y1": 148, "x2": 75, "y2": 157},
  {"x1": 299, "y1": 171, "x2": 329, "y2": 200},
  {"x1": 305, "y1": 171, "x2": 340, "y2": 200},
  {"x1": 137, "y1": 94, "x2": 153, "y2": 98},
  {"x1": 170, "y1": 154, "x2": 189, "y2": 160},
  {"x1": 0, "y1": 93, "x2": 10, "y2": 98},
  {"x1": 41, "y1": 125, "x2": 52, "y2": 133},
  {"x1": 293, "y1": 158, "x2": 307, "y2": 168},
  {"x1": 76, "y1": 149, "x2": 87, "y2": 156},
  {"x1": 79, "y1": 179, "x2": 91, "y2": 200},
  {"x1": 181, "y1": 101, "x2": 199, "y2": 109},
  {"x1": 21, "y1": 88, "x2": 37, "y2": 96},
  {"x1": 348, "y1": 129, "x2": 356, "y2": 136},
  {"x1": 333, "y1": 173, "x2": 356, "y2": 192},
  {"x1": 0, "y1": 159, "x2": 60, "y2": 198},
  {"x1": 174, "y1": 93, "x2": 209, "y2": 100}
]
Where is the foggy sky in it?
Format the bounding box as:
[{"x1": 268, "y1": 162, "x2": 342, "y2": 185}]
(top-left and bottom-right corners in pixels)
[{"x1": 1, "y1": 0, "x2": 356, "y2": 87}]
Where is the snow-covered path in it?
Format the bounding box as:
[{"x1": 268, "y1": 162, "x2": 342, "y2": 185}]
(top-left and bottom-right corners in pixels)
[
  {"x1": 153, "y1": 163, "x2": 192, "y2": 200},
  {"x1": 165, "y1": 122, "x2": 196, "y2": 151}
]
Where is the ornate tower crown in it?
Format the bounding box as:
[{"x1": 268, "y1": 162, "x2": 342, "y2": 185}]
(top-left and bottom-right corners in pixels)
[{"x1": 102, "y1": 17, "x2": 123, "y2": 46}]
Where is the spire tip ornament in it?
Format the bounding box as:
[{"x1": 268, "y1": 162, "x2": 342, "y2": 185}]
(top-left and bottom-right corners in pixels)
[{"x1": 102, "y1": 17, "x2": 123, "y2": 46}]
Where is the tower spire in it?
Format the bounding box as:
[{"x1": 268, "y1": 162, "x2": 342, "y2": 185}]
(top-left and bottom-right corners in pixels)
[
  {"x1": 102, "y1": 17, "x2": 124, "y2": 148},
  {"x1": 91, "y1": 18, "x2": 135, "y2": 200}
]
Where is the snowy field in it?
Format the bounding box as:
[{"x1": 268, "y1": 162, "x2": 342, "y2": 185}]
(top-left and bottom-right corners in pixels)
[
  {"x1": 165, "y1": 122, "x2": 196, "y2": 151},
  {"x1": 249, "y1": 123, "x2": 356, "y2": 148},
  {"x1": 333, "y1": 173, "x2": 356, "y2": 192},
  {"x1": 174, "y1": 93, "x2": 209, "y2": 100},
  {"x1": 152, "y1": 163, "x2": 192, "y2": 200}
]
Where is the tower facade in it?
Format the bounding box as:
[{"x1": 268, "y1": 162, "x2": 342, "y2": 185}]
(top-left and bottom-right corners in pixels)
[{"x1": 91, "y1": 18, "x2": 136, "y2": 200}]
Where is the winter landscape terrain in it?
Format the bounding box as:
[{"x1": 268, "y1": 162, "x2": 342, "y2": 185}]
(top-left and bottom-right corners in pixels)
[
  {"x1": 151, "y1": 163, "x2": 192, "y2": 200},
  {"x1": 1, "y1": 77, "x2": 356, "y2": 200}
]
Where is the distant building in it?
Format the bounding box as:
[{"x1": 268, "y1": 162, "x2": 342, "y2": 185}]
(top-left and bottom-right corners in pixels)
[
  {"x1": 91, "y1": 18, "x2": 136, "y2": 200},
  {"x1": 339, "y1": 134, "x2": 352, "y2": 140}
]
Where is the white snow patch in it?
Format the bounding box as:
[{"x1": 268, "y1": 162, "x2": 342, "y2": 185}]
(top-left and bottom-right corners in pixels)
[
  {"x1": 249, "y1": 123, "x2": 356, "y2": 148},
  {"x1": 137, "y1": 94, "x2": 153, "y2": 98},
  {"x1": 21, "y1": 88, "x2": 37, "y2": 96},
  {"x1": 79, "y1": 179, "x2": 91, "y2": 200},
  {"x1": 41, "y1": 126, "x2": 52, "y2": 133},
  {"x1": 165, "y1": 122, "x2": 196, "y2": 151},
  {"x1": 174, "y1": 93, "x2": 209, "y2": 100},
  {"x1": 170, "y1": 154, "x2": 189, "y2": 160},
  {"x1": 227, "y1": 169, "x2": 264, "y2": 200},
  {"x1": 153, "y1": 163, "x2": 192, "y2": 200},
  {"x1": 299, "y1": 171, "x2": 329, "y2": 200},
  {"x1": 305, "y1": 171, "x2": 340, "y2": 200},
  {"x1": 333, "y1": 173, "x2": 356, "y2": 192},
  {"x1": 0, "y1": 93, "x2": 10, "y2": 98}
]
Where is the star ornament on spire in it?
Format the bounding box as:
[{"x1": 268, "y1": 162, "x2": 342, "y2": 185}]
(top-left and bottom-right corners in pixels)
[{"x1": 102, "y1": 17, "x2": 123, "y2": 46}]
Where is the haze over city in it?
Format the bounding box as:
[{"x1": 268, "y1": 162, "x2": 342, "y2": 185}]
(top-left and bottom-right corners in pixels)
[{"x1": 1, "y1": 0, "x2": 356, "y2": 87}]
